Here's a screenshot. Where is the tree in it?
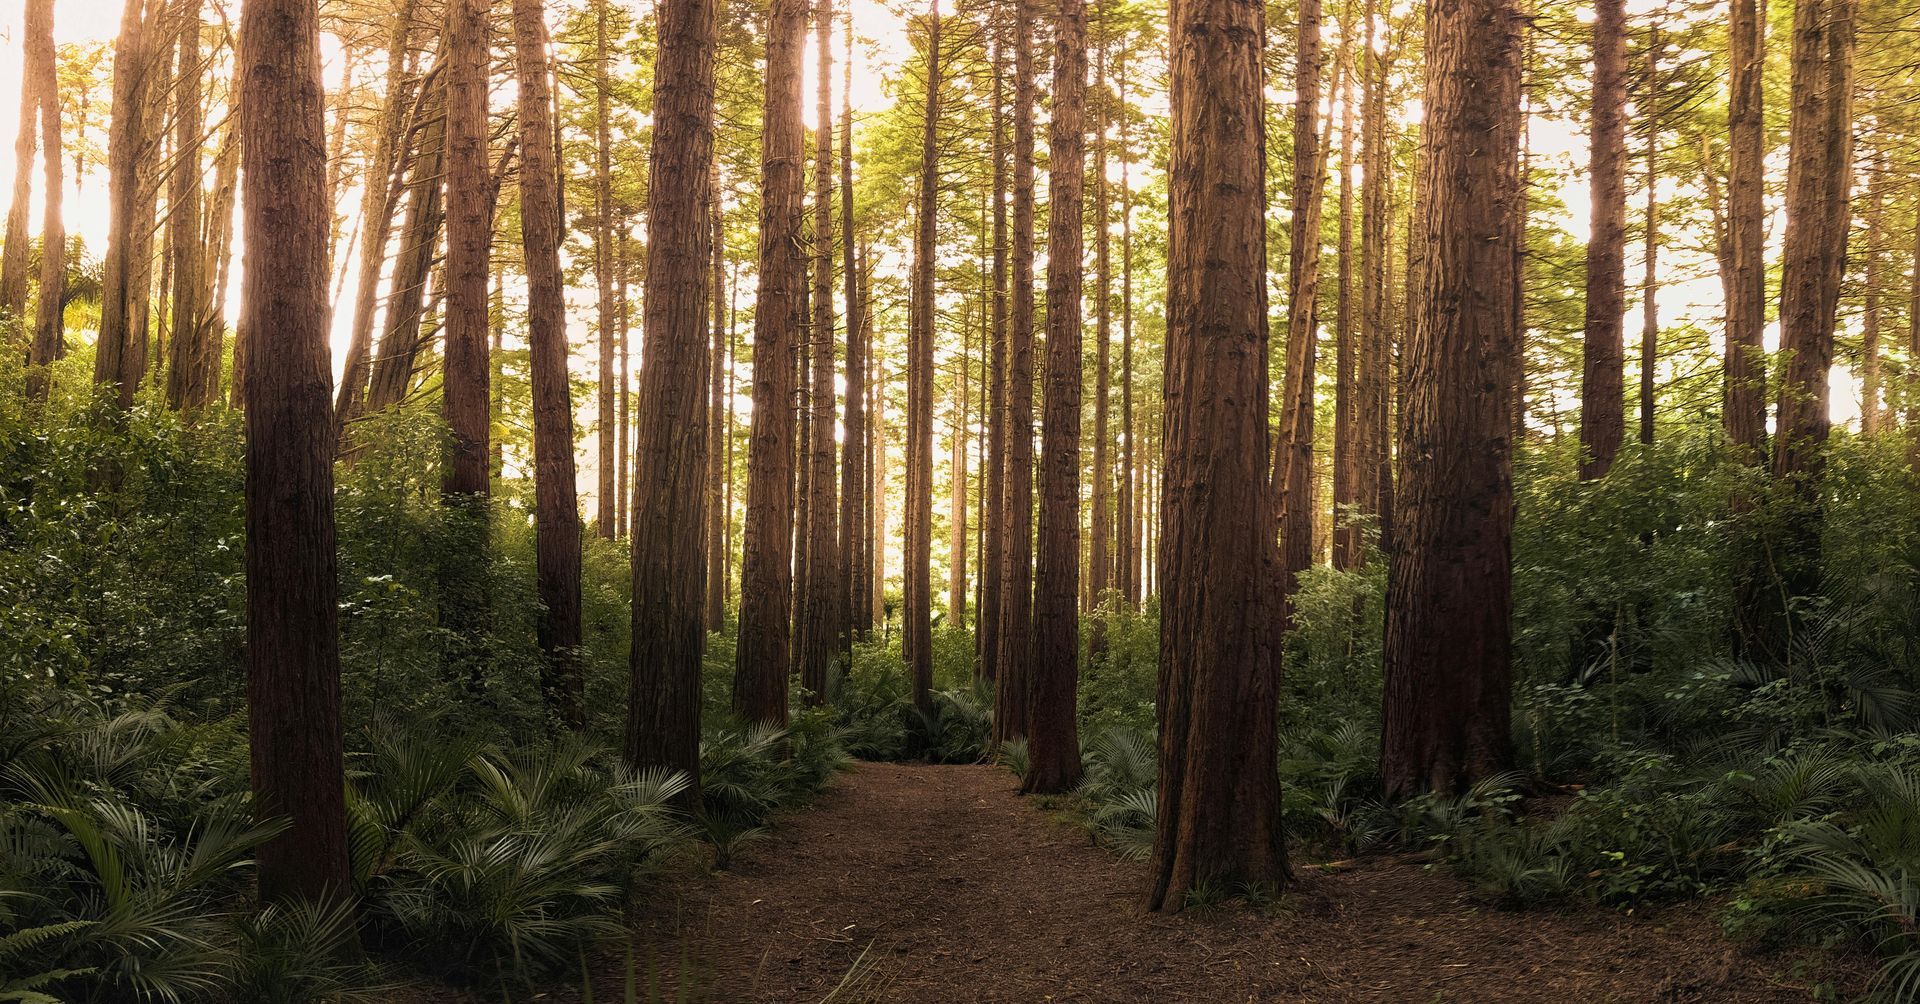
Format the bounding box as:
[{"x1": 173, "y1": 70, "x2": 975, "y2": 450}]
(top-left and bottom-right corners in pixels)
[
  {"x1": 1579, "y1": 0, "x2": 1628, "y2": 480},
  {"x1": 1273, "y1": 0, "x2": 1325, "y2": 623},
  {"x1": 1025, "y1": 0, "x2": 1088, "y2": 795},
  {"x1": 1330, "y1": 17, "x2": 1360, "y2": 570},
  {"x1": 1768, "y1": 0, "x2": 1855, "y2": 602},
  {"x1": 904, "y1": 0, "x2": 942, "y2": 711},
  {"x1": 799, "y1": 0, "x2": 840, "y2": 703},
  {"x1": 1723, "y1": 0, "x2": 1767, "y2": 455},
  {"x1": 839, "y1": 10, "x2": 869, "y2": 646},
  {"x1": 511, "y1": 0, "x2": 586, "y2": 728},
  {"x1": 165, "y1": 16, "x2": 218, "y2": 412},
  {"x1": 1088, "y1": 14, "x2": 1114, "y2": 604},
  {"x1": 1355, "y1": 0, "x2": 1391, "y2": 565},
  {"x1": 708, "y1": 166, "x2": 729, "y2": 628},
  {"x1": 0, "y1": 0, "x2": 40, "y2": 329},
  {"x1": 1148, "y1": 0, "x2": 1283, "y2": 912},
  {"x1": 734, "y1": 0, "x2": 806, "y2": 726},
  {"x1": 991, "y1": 0, "x2": 1037, "y2": 747},
  {"x1": 1380, "y1": 0, "x2": 1524, "y2": 798},
  {"x1": 595, "y1": 0, "x2": 619, "y2": 540},
  {"x1": 94, "y1": 0, "x2": 163, "y2": 410},
  {"x1": 240, "y1": 0, "x2": 351, "y2": 904},
  {"x1": 628, "y1": 0, "x2": 716, "y2": 783},
  {"x1": 23, "y1": 0, "x2": 61, "y2": 404},
  {"x1": 980, "y1": 23, "x2": 1009, "y2": 678}
]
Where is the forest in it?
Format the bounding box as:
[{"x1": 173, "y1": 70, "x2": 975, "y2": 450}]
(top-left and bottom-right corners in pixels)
[{"x1": 0, "y1": 0, "x2": 1916, "y2": 998}]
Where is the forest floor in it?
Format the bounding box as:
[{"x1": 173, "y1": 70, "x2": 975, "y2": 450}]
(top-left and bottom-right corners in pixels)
[{"x1": 598, "y1": 763, "x2": 1859, "y2": 1003}]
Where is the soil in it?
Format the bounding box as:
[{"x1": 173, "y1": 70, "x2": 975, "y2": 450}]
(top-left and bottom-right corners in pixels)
[{"x1": 608, "y1": 762, "x2": 1858, "y2": 1003}]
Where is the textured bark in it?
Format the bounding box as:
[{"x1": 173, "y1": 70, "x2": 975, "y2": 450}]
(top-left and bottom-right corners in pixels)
[
  {"x1": 991, "y1": 0, "x2": 1037, "y2": 747},
  {"x1": 1331, "y1": 22, "x2": 1360, "y2": 571},
  {"x1": 1769, "y1": 0, "x2": 1855, "y2": 602},
  {"x1": 618, "y1": 238, "x2": 634, "y2": 535},
  {"x1": 1024, "y1": 0, "x2": 1086, "y2": 796},
  {"x1": 240, "y1": 0, "x2": 350, "y2": 904},
  {"x1": 94, "y1": 0, "x2": 163, "y2": 409},
  {"x1": 948, "y1": 330, "x2": 969, "y2": 628},
  {"x1": 1148, "y1": 0, "x2": 1284, "y2": 912},
  {"x1": 628, "y1": 0, "x2": 715, "y2": 785},
  {"x1": 1088, "y1": 18, "x2": 1113, "y2": 605},
  {"x1": 734, "y1": 0, "x2": 806, "y2": 726},
  {"x1": 1579, "y1": 0, "x2": 1629, "y2": 480},
  {"x1": 0, "y1": 0, "x2": 41, "y2": 331},
  {"x1": 166, "y1": 19, "x2": 217, "y2": 411},
  {"x1": 1724, "y1": 0, "x2": 1767, "y2": 455},
  {"x1": 1381, "y1": 0, "x2": 1522, "y2": 798},
  {"x1": 511, "y1": 0, "x2": 586, "y2": 728},
  {"x1": 840, "y1": 11, "x2": 868, "y2": 645},
  {"x1": 904, "y1": 2, "x2": 942, "y2": 711},
  {"x1": 1638, "y1": 34, "x2": 1658, "y2": 449},
  {"x1": 363, "y1": 82, "x2": 447, "y2": 415},
  {"x1": 1355, "y1": 0, "x2": 1389, "y2": 565},
  {"x1": 707, "y1": 168, "x2": 728, "y2": 629},
  {"x1": 23, "y1": 0, "x2": 62, "y2": 403},
  {"x1": 799, "y1": 0, "x2": 840, "y2": 703},
  {"x1": 336, "y1": 9, "x2": 424, "y2": 434},
  {"x1": 1273, "y1": 0, "x2": 1325, "y2": 623},
  {"x1": 443, "y1": 0, "x2": 493, "y2": 499},
  {"x1": 594, "y1": 0, "x2": 619, "y2": 539},
  {"x1": 1858, "y1": 154, "x2": 1883, "y2": 436},
  {"x1": 979, "y1": 25, "x2": 1009, "y2": 678},
  {"x1": 1118, "y1": 59, "x2": 1137, "y2": 606}
]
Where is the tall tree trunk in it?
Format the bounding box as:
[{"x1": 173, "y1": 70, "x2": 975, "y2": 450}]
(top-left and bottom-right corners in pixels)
[
  {"x1": 1147, "y1": 0, "x2": 1283, "y2": 912},
  {"x1": 948, "y1": 328, "x2": 969, "y2": 628},
  {"x1": 980, "y1": 23, "x2": 1008, "y2": 677},
  {"x1": 618, "y1": 238, "x2": 634, "y2": 535},
  {"x1": 241, "y1": 0, "x2": 350, "y2": 904},
  {"x1": 707, "y1": 167, "x2": 729, "y2": 629},
  {"x1": 334, "y1": 3, "x2": 421, "y2": 436},
  {"x1": 904, "y1": 1, "x2": 942, "y2": 711},
  {"x1": 799, "y1": 0, "x2": 840, "y2": 702},
  {"x1": 1025, "y1": 0, "x2": 1086, "y2": 794},
  {"x1": 587, "y1": 0, "x2": 618, "y2": 537},
  {"x1": 441, "y1": 0, "x2": 493, "y2": 683},
  {"x1": 363, "y1": 83, "x2": 447, "y2": 415},
  {"x1": 0, "y1": 0, "x2": 41, "y2": 332},
  {"x1": 991, "y1": 0, "x2": 1038, "y2": 746},
  {"x1": 512, "y1": 0, "x2": 586, "y2": 728},
  {"x1": 1859, "y1": 153, "x2": 1883, "y2": 436},
  {"x1": 840, "y1": 11, "x2": 868, "y2": 645},
  {"x1": 1088, "y1": 14, "x2": 1113, "y2": 605},
  {"x1": 1381, "y1": 0, "x2": 1523, "y2": 798},
  {"x1": 1580, "y1": 0, "x2": 1629, "y2": 480},
  {"x1": 1768, "y1": 0, "x2": 1855, "y2": 606},
  {"x1": 1356, "y1": 0, "x2": 1390, "y2": 563},
  {"x1": 734, "y1": 0, "x2": 807, "y2": 726},
  {"x1": 1638, "y1": 28, "x2": 1659, "y2": 448},
  {"x1": 23, "y1": 0, "x2": 62, "y2": 404},
  {"x1": 1273, "y1": 0, "x2": 1326, "y2": 623},
  {"x1": 628, "y1": 0, "x2": 716, "y2": 786},
  {"x1": 166, "y1": 18, "x2": 216, "y2": 411},
  {"x1": 1724, "y1": 0, "x2": 1767, "y2": 455},
  {"x1": 1118, "y1": 57, "x2": 1136, "y2": 605},
  {"x1": 1331, "y1": 19, "x2": 1360, "y2": 570},
  {"x1": 94, "y1": 0, "x2": 162, "y2": 410}
]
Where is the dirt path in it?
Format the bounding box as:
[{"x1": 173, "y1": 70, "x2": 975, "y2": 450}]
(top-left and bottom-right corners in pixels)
[{"x1": 627, "y1": 762, "x2": 1843, "y2": 1002}]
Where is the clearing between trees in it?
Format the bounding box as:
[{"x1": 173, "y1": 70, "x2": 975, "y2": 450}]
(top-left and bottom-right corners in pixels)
[{"x1": 619, "y1": 763, "x2": 1849, "y2": 1002}]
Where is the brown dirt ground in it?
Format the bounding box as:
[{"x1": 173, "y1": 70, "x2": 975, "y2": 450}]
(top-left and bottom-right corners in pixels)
[{"x1": 604, "y1": 762, "x2": 1860, "y2": 1003}]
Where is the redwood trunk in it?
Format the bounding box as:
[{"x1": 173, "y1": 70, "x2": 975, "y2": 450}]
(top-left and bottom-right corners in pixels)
[
  {"x1": 1273, "y1": 0, "x2": 1325, "y2": 622},
  {"x1": 979, "y1": 26, "x2": 1008, "y2": 678},
  {"x1": 1381, "y1": 0, "x2": 1523, "y2": 798},
  {"x1": 595, "y1": 0, "x2": 619, "y2": 539},
  {"x1": 1579, "y1": 0, "x2": 1628, "y2": 480},
  {"x1": 904, "y1": 2, "x2": 942, "y2": 711},
  {"x1": 23, "y1": 0, "x2": 61, "y2": 403},
  {"x1": 839, "y1": 11, "x2": 868, "y2": 645},
  {"x1": 1149, "y1": 0, "x2": 1284, "y2": 911},
  {"x1": 1724, "y1": 0, "x2": 1767, "y2": 455},
  {"x1": 1024, "y1": 0, "x2": 1086, "y2": 795},
  {"x1": 241, "y1": 0, "x2": 351, "y2": 904},
  {"x1": 628, "y1": 0, "x2": 716, "y2": 784},
  {"x1": 734, "y1": 0, "x2": 807, "y2": 726},
  {"x1": 799, "y1": 0, "x2": 840, "y2": 703}
]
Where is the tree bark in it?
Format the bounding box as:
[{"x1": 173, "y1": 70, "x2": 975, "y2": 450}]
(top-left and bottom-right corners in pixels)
[
  {"x1": 0, "y1": 0, "x2": 41, "y2": 332},
  {"x1": 362, "y1": 81, "x2": 447, "y2": 415},
  {"x1": 1355, "y1": 0, "x2": 1390, "y2": 565},
  {"x1": 991, "y1": 0, "x2": 1038, "y2": 747},
  {"x1": 1723, "y1": 0, "x2": 1767, "y2": 455},
  {"x1": 94, "y1": 0, "x2": 162, "y2": 410},
  {"x1": 511, "y1": 0, "x2": 586, "y2": 728},
  {"x1": 23, "y1": 0, "x2": 62, "y2": 404},
  {"x1": 707, "y1": 166, "x2": 729, "y2": 629},
  {"x1": 734, "y1": 0, "x2": 807, "y2": 726},
  {"x1": 1118, "y1": 57, "x2": 1137, "y2": 605},
  {"x1": 904, "y1": 1, "x2": 942, "y2": 711},
  {"x1": 1579, "y1": 0, "x2": 1629, "y2": 480},
  {"x1": 840, "y1": 11, "x2": 868, "y2": 645},
  {"x1": 628, "y1": 0, "x2": 715, "y2": 787},
  {"x1": 166, "y1": 18, "x2": 217, "y2": 411},
  {"x1": 1148, "y1": 0, "x2": 1284, "y2": 911},
  {"x1": 799, "y1": 0, "x2": 840, "y2": 703},
  {"x1": 1859, "y1": 152, "x2": 1883, "y2": 436},
  {"x1": 1025, "y1": 0, "x2": 1086, "y2": 795},
  {"x1": 241, "y1": 0, "x2": 350, "y2": 904},
  {"x1": 1638, "y1": 29, "x2": 1659, "y2": 449},
  {"x1": 1381, "y1": 0, "x2": 1523, "y2": 798},
  {"x1": 1273, "y1": 0, "x2": 1326, "y2": 623},
  {"x1": 979, "y1": 23, "x2": 1008, "y2": 678},
  {"x1": 1088, "y1": 15, "x2": 1113, "y2": 605},
  {"x1": 1331, "y1": 20, "x2": 1360, "y2": 570}
]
